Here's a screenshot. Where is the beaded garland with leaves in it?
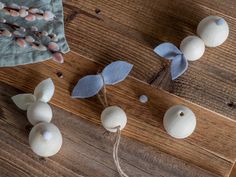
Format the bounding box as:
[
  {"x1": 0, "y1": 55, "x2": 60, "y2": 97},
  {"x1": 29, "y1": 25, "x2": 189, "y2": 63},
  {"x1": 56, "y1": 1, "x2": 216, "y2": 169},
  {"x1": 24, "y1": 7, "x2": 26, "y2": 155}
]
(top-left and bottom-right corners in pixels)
[{"x1": 0, "y1": 1, "x2": 68, "y2": 64}]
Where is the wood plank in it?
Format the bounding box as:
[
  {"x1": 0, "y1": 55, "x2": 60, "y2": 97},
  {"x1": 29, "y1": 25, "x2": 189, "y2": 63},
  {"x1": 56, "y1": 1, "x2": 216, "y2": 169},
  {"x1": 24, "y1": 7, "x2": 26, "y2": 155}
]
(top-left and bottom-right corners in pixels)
[
  {"x1": 192, "y1": 0, "x2": 236, "y2": 18},
  {"x1": 62, "y1": 0, "x2": 236, "y2": 121},
  {"x1": 0, "y1": 82, "x2": 217, "y2": 177},
  {"x1": 0, "y1": 52, "x2": 235, "y2": 176},
  {"x1": 230, "y1": 163, "x2": 236, "y2": 177}
]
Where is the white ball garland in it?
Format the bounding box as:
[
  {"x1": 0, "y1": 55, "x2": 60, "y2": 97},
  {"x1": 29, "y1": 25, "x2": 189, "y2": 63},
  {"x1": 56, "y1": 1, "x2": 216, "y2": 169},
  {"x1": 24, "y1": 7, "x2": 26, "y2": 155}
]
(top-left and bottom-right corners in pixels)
[
  {"x1": 12, "y1": 78, "x2": 62, "y2": 157},
  {"x1": 197, "y1": 16, "x2": 229, "y2": 47},
  {"x1": 176, "y1": 16, "x2": 229, "y2": 62},
  {"x1": 180, "y1": 36, "x2": 205, "y2": 61}
]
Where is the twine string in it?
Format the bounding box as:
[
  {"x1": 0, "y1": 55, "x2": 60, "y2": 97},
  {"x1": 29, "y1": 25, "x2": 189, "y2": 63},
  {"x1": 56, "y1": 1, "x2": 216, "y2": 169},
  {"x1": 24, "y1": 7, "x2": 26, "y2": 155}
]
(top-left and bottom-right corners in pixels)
[
  {"x1": 97, "y1": 73, "x2": 108, "y2": 108},
  {"x1": 113, "y1": 126, "x2": 129, "y2": 177}
]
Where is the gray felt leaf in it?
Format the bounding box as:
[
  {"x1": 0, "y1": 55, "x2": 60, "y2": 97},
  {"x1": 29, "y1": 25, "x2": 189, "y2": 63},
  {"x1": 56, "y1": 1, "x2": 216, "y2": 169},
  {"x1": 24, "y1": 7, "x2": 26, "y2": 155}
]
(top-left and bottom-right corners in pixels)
[
  {"x1": 102, "y1": 61, "x2": 133, "y2": 85},
  {"x1": 34, "y1": 78, "x2": 55, "y2": 102},
  {"x1": 11, "y1": 94, "x2": 36, "y2": 110},
  {"x1": 71, "y1": 75, "x2": 104, "y2": 98},
  {"x1": 171, "y1": 54, "x2": 188, "y2": 80},
  {"x1": 0, "y1": 0, "x2": 69, "y2": 67},
  {"x1": 154, "y1": 42, "x2": 182, "y2": 60}
]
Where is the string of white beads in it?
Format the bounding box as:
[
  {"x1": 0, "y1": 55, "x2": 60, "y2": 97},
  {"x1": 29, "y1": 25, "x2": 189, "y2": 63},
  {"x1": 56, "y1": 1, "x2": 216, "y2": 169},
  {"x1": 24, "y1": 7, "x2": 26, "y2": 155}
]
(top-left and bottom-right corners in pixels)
[{"x1": 179, "y1": 16, "x2": 229, "y2": 61}]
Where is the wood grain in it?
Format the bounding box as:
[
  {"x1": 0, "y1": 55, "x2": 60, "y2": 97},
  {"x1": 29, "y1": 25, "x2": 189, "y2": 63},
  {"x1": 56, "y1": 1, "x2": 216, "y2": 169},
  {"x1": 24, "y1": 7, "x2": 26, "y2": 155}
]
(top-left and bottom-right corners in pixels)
[
  {"x1": 0, "y1": 82, "x2": 217, "y2": 177},
  {"x1": 0, "y1": 52, "x2": 235, "y2": 176},
  {"x1": 230, "y1": 163, "x2": 236, "y2": 177},
  {"x1": 62, "y1": 0, "x2": 236, "y2": 120},
  {"x1": 1, "y1": 0, "x2": 236, "y2": 176}
]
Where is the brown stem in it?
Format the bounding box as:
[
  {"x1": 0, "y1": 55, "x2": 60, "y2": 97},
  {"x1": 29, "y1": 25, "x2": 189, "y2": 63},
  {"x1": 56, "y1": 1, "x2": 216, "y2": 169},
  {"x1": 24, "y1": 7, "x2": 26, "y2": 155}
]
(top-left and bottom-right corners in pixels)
[
  {"x1": 96, "y1": 71, "x2": 109, "y2": 108},
  {"x1": 103, "y1": 84, "x2": 108, "y2": 107},
  {"x1": 0, "y1": 21, "x2": 56, "y2": 41},
  {"x1": 100, "y1": 72, "x2": 109, "y2": 107},
  {"x1": 4, "y1": 7, "x2": 44, "y2": 16},
  {"x1": 97, "y1": 92, "x2": 106, "y2": 108},
  {"x1": 3, "y1": 22, "x2": 20, "y2": 30}
]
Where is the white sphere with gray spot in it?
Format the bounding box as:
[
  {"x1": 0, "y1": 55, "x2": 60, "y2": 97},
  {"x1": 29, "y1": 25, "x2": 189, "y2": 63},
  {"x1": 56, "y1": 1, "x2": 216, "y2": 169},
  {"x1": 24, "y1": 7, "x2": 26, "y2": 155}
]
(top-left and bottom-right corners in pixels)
[
  {"x1": 197, "y1": 16, "x2": 229, "y2": 47},
  {"x1": 180, "y1": 36, "x2": 205, "y2": 61},
  {"x1": 29, "y1": 122, "x2": 62, "y2": 157}
]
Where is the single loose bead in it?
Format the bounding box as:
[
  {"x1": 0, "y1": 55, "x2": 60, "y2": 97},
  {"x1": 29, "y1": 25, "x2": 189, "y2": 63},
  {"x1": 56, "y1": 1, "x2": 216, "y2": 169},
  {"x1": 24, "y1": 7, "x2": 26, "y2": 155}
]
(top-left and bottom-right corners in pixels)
[
  {"x1": 29, "y1": 122, "x2": 62, "y2": 157},
  {"x1": 180, "y1": 36, "x2": 205, "y2": 61},
  {"x1": 197, "y1": 16, "x2": 229, "y2": 47},
  {"x1": 27, "y1": 101, "x2": 52, "y2": 125},
  {"x1": 139, "y1": 95, "x2": 148, "y2": 103},
  {"x1": 163, "y1": 105, "x2": 196, "y2": 139},
  {"x1": 101, "y1": 106, "x2": 127, "y2": 132}
]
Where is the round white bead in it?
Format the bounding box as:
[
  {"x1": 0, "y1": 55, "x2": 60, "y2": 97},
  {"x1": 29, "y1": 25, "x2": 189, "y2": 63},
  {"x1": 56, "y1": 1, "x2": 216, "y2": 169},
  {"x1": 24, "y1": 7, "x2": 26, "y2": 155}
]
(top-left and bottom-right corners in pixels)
[
  {"x1": 29, "y1": 122, "x2": 62, "y2": 157},
  {"x1": 27, "y1": 101, "x2": 52, "y2": 125},
  {"x1": 163, "y1": 105, "x2": 196, "y2": 139},
  {"x1": 180, "y1": 36, "x2": 205, "y2": 61},
  {"x1": 197, "y1": 16, "x2": 229, "y2": 47},
  {"x1": 101, "y1": 106, "x2": 127, "y2": 132},
  {"x1": 139, "y1": 95, "x2": 148, "y2": 103}
]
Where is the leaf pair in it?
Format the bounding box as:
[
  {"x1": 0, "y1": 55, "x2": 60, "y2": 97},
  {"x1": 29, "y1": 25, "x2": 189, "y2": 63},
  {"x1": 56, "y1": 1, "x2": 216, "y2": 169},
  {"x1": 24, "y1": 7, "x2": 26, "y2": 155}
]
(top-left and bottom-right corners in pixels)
[
  {"x1": 72, "y1": 61, "x2": 133, "y2": 98},
  {"x1": 154, "y1": 43, "x2": 188, "y2": 80},
  {"x1": 12, "y1": 78, "x2": 55, "y2": 110}
]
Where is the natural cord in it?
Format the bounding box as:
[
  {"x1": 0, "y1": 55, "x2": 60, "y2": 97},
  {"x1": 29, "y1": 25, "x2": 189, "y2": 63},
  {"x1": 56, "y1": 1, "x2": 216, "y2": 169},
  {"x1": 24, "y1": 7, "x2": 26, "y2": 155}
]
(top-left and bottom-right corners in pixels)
[
  {"x1": 113, "y1": 126, "x2": 129, "y2": 177},
  {"x1": 96, "y1": 73, "x2": 128, "y2": 176},
  {"x1": 97, "y1": 73, "x2": 109, "y2": 108}
]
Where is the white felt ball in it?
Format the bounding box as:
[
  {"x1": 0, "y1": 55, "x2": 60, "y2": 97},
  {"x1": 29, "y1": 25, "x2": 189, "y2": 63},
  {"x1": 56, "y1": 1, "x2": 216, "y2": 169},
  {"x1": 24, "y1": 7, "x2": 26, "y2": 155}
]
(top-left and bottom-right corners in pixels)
[
  {"x1": 29, "y1": 122, "x2": 62, "y2": 157},
  {"x1": 180, "y1": 36, "x2": 205, "y2": 61},
  {"x1": 27, "y1": 101, "x2": 52, "y2": 125},
  {"x1": 101, "y1": 106, "x2": 127, "y2": 132},
  {"x1": 163, "y1": 105, "x2": 196, "y2": 139},
  {"x1": 197, "y1": 16, "x2": 229, "y2": 47}
]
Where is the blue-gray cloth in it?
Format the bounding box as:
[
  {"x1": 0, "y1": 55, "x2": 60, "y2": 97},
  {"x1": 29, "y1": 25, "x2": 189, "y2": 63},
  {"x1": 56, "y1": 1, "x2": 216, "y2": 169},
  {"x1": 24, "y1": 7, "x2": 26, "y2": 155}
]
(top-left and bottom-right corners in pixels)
[
  {"x1": 72, "y1": 61, "x2": 133, "y2": 98},
  {"x1": 0, "y1": 0, "x2": 69, "y2": 67},
  {"x1": 154, "y1": 43, "x2": 188, "y2": 80}
]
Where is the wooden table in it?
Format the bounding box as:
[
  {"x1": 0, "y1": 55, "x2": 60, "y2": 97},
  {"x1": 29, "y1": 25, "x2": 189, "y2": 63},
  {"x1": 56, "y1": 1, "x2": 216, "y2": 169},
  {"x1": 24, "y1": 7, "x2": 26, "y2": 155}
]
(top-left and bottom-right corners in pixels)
[{"x1": 1, "y1": 0, "x2": 236, "y2": 177}]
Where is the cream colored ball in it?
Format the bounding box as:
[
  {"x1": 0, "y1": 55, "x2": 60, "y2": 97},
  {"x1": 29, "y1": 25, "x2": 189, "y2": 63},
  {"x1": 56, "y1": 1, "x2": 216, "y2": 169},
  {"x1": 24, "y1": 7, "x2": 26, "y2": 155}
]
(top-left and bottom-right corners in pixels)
[
  {"x1": 197, "y1": 16, "x2": 229, "y2": 47},
  {"x1": 163, "y1": 105, "x2": 196, "y2": 139},
  {"x1": 27, "y1": 101, "x2": 52, "y2": 125},
  {"x1": 180, "y1": 36, "x2": 205, "y2": 61},
  {"x1": 101, "y1": 106, "x2": 127, "y2": 132},
  {"x1": 29, "y1": 122, "x2": 62, "y2": 157}
]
